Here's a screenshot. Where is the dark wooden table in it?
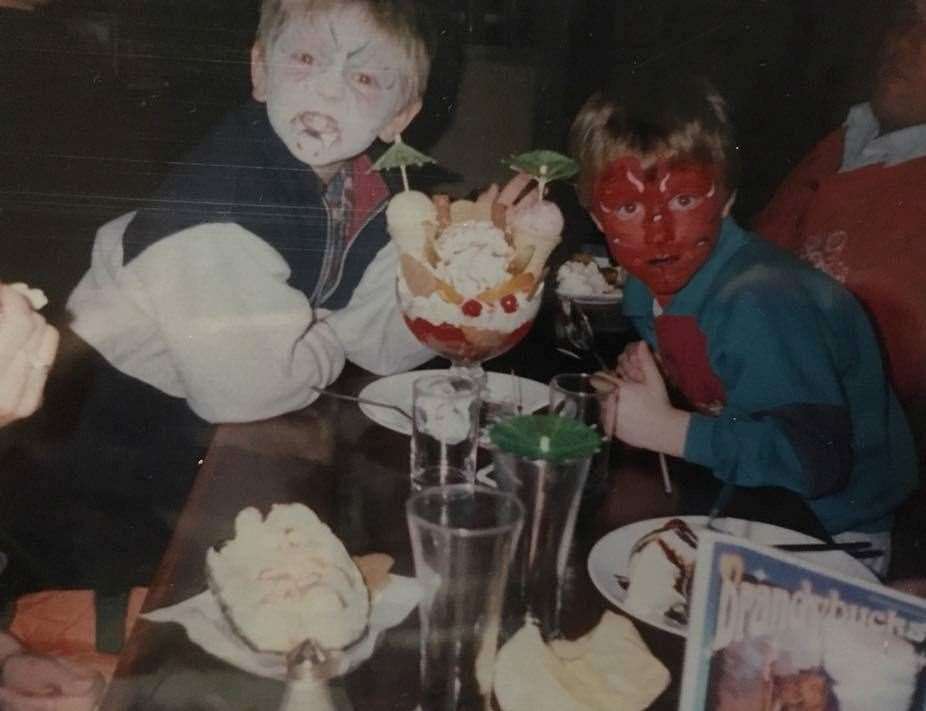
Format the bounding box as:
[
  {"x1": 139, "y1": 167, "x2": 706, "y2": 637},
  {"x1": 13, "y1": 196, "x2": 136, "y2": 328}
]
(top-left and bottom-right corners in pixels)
[{"x1": 101, "y1": 336, "x2": 686, "y2": 711}]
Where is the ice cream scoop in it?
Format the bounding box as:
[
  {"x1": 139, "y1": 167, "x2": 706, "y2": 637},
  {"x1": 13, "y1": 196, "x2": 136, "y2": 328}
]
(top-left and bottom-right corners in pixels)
[{"x1": 385, "y1": 190, "x2": 438, "y2": 264}]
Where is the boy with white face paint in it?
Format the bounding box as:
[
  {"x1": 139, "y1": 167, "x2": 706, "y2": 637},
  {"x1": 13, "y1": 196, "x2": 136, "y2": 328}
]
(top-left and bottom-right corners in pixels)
[
  {"x1": 47, "y1": 1, "x2": 436, "y2": 590},
  {"x1": 251, "y1": 2, "x2": 422, "y2": 180}
]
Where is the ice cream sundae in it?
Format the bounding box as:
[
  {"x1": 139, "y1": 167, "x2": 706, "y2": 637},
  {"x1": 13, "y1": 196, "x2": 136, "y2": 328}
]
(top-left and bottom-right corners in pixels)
[
  {"x1": 380, "y1": 147, "x2": 575, "y2": 372},
  {"x1": 206, "y1": 503, "x2": 370, "y2": 655}
]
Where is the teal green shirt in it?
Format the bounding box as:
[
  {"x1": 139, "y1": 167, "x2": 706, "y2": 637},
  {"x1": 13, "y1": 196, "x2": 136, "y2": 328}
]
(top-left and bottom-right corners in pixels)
[{"x1": 624, "y1": 219, "x2": 918, "y2": 534}]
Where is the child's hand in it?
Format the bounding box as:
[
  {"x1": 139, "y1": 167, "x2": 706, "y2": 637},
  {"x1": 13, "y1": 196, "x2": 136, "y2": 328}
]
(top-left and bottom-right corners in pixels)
[
  {"x1": 0, "y1": 284, "x2": 58, "y2": 427},
  {"x1": 615, "y1": 340, "x2": 647, "y2": 383},
  {"x1": 614, "y1": 342, "x2": 689, "y2": 457}
]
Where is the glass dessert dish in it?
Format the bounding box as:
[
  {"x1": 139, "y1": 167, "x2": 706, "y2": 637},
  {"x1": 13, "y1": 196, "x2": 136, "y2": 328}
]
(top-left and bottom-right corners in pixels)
[{"x1": 397, "y1": 273, "x2": 544, "y2": 383}]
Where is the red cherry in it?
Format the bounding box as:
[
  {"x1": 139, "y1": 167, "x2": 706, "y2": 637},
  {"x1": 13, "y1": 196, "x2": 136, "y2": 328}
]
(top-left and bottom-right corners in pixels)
[
  {"x1": 500, "y1": 294, "x2": 518, "y2": 313},
  {"x1": 461, "y1": 299, "x2": 483, "y2": 317}
]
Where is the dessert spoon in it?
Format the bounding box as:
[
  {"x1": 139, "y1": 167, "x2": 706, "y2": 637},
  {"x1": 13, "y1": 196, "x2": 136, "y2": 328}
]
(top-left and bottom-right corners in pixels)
[{"x1": 308, "y1": 385, "x2": 412, "y2": 422}]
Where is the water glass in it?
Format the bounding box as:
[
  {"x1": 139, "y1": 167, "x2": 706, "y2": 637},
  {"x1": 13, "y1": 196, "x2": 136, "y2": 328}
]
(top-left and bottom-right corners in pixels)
[
  {"x1": 407, "y1": 485, "x2": 524, "y2": 711},
  {"x1": 491, "y1": 449, "x2": 591, "y2": 640},
  {"x1": 411, "y1": 374, "x2": 480, "y2": 485},
  {"x1": 411, "y1": 464, "x2": 471, "y2": 491},
  {"x1": 548, "y1": 372, "x2": 616, "y2": 496}
]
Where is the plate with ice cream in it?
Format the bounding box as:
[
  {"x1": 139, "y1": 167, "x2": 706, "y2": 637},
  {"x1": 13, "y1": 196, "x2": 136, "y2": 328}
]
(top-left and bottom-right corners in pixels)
[{"x1": 588, "y1": 516, "x2": 878, "y2": 637}]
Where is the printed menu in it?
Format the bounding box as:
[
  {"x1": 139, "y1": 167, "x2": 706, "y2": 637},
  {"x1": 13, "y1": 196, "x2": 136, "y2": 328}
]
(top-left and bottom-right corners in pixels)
[{"x1": 679, "y1": 532, "x2": 926, "y2": 711}]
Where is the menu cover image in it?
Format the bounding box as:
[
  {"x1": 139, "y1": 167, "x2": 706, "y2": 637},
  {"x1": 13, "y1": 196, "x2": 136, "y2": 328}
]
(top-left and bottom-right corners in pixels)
[{"x1": 678, "y1": 532, "x2": 926, "y2": 711}]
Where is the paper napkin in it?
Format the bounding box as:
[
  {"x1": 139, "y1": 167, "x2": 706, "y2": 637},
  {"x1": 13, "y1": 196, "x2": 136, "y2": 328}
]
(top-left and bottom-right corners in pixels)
[{"x1": 143, "y1": 574, "x2": 422, "y2": 683}]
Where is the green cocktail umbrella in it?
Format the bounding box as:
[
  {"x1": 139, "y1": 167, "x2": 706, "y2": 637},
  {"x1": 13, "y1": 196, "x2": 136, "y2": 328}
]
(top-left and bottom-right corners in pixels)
[
  {"x1": 489, "y1": 414, "x2": 600, "y2": 463},
  {"x1": 370, "y1": 135, "x2": 437, "y2": 192},
  {"x1": 502, "y1": 150, "x2": 579, "y2": 197}
]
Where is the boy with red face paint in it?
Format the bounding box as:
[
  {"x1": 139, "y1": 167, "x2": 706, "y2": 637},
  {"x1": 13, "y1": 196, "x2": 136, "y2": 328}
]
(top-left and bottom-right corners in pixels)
[{"x1": 570, "y1": 78, "x2": 918, "y2": 573}]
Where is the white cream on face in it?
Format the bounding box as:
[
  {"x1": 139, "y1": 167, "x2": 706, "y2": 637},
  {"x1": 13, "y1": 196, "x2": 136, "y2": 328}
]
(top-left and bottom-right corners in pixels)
[{"x1": 256, "y1": 5, "x2": 411, "y2": 173}]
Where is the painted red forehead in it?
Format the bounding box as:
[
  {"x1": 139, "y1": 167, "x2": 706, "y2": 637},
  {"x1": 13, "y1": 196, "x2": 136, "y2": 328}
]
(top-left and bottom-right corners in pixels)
[{"x1": 594, "y1": 155, "x2": 720, "y2": 203}]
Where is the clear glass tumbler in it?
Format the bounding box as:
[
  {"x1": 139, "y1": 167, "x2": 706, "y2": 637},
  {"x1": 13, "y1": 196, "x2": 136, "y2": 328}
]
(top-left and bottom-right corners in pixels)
[
  {"x1": 491, "y1": 449, "x2": 591, "y2": 641},
  {"x1": 411, "y1": 374, "x2": 480, "y2": 485},
  {"x1": 411, "y1": 464, "x2": 470, "y2": 491},
  {"x1": 407, "y1": 485, "x2": 524, "y2": 711},
  {"x1": 548, "y1": 372, "x2": 617, "y2": 498}
]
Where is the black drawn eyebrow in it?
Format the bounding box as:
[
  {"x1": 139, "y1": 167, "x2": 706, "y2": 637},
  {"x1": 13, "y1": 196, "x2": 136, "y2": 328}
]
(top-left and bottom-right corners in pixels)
[{"x1": 347, "y1": 40, "x2": 371, "y2": 61}]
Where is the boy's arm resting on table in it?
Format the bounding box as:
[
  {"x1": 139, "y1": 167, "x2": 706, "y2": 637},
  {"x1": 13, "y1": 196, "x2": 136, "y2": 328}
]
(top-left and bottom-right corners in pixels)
[
  {"x1": 325, "y1": 242, "x2": 433, "y2": 375},
  {"x1": 681, "y1": 291, "x2": 853, "y2": 499},
  {"x1": 68, "y1": 215, "x2": 345, "y2": 423}
]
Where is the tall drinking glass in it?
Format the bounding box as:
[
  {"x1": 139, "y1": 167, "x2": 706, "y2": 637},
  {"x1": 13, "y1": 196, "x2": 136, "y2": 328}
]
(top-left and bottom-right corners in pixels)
[
  {"x1": 411, "y1": 374, "x2": 480, "y2": 487},
  {"x1": 491, "y1": 447, "x2": 591, "y2": 640},
  {"x1": 548, "y1": 372, "x2": 617, "y2": 498},
  {"x1": 407, "y1": 485, "x2": 524, "y2": 711}
]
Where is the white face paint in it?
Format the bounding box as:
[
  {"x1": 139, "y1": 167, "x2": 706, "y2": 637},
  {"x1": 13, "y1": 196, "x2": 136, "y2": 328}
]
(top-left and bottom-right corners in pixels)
[{"x1": 253, "y1": 5, "x2": 413, "y2": 174}]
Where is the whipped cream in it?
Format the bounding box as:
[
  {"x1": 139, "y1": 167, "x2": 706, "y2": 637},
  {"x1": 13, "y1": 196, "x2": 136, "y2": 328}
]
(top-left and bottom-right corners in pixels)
[
  {"x1": 433, "y1": 220, "x2": 514, "y2": 298},
  {"x1": 556, "y1": 260, "x2": 619, "y2": 298},
  {"x1": 398, "y1": 277, "x2": 540, "y2": 332},
  {"x1": 415, "y1": 381, "x2": 476, "y2": 445},
  {"x1": 206, "y1": 504, "x2": 369, "y2": 653},
  {"x1": 624, "y1": 520, "x2": 698, "y2": 623}
]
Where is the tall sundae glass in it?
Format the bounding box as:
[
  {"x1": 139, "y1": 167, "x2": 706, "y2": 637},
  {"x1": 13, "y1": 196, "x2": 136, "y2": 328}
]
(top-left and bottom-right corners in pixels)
[
  {"x1": 387, "y1": 176, "x2": 565, "y2": 383},
  {"x1": 394, "y1": 204, "x2": 548, "y2": 383}
]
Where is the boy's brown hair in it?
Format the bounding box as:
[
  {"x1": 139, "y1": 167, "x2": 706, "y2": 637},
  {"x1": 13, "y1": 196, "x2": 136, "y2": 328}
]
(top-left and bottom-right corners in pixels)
[
  {"x1": 569, "y1": 74, "x2": 739, "y2": 208},
  {"x1": 256, "y1": 0, "x2": 435, "y2": 103}
]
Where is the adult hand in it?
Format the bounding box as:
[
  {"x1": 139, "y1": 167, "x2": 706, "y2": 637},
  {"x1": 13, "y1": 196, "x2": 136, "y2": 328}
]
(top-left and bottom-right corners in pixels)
[
  {"x1": 0, "y1": 284, "x2": 58, "y2": 427},
  {"x1": 0, "y1": 0, "x2": 52, "y2": 11},
  {"x1": 613, "y1": 341, "x2": 689, "y2": 457}
]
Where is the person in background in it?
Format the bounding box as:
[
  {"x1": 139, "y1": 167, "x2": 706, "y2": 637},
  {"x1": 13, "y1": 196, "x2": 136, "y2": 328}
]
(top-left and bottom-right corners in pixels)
[
  {"x1": 27, "y1": 0, "x2": 437, "y2": 592},
  {"x1": 753, "y1": 1, "x2": 926, "y2": 457},
  {"x1": 0, "y1": 283, "x2": 57, "y2": 429},
  {"x1": 569, "y1": 74, "x2": 917, "y2": 577}
]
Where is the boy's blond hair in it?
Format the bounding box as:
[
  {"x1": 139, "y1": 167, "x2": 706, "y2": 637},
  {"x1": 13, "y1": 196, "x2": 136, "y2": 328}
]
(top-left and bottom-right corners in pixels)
[
  {"x1": 256, "y1": 0, "x2": 434, "y2": 104},
  {"x1": 569, "y1": 76, "x2": 738, "y2": 208}
]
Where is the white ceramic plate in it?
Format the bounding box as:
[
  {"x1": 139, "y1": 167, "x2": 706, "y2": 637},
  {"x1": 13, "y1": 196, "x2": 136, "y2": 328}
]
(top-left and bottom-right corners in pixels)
[
  {"x1": 587, "y1": 516, "x2": 879, "y2": 637},
  {"x1": 358, "y1": 369, "x2": 548, "y2": 436}
]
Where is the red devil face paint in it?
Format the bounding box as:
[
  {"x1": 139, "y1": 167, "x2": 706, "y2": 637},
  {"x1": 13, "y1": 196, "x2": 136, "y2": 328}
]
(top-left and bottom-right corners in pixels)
[{"x1": 592, "y1": 156, "x2": 727, "y2": 299}]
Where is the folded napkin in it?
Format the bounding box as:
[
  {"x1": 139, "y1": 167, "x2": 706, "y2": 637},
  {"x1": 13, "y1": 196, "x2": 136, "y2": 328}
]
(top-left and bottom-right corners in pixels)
[
  {"x1": 494, "y1": 612, "x2": 670, "y2": 711},
  {"x1": 143, "y1": 574, "x2": 421, "y2": 683}
]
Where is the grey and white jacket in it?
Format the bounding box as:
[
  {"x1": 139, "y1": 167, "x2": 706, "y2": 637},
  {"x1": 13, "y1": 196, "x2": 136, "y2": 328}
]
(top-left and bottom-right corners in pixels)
[{"x1": 67, "y1": 101, "x2": 431, "y2": 424}]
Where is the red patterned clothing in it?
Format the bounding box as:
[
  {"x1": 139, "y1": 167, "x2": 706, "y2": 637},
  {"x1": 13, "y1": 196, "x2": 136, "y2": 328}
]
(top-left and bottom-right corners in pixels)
[{"x1": 754, "y1": 127, "x2": 926, "y2": 453}]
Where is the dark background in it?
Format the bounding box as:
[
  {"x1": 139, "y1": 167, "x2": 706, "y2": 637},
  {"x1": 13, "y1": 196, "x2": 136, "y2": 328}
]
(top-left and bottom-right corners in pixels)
[{"x1": 0, "y1": 0, "x2": 907, "y2": 314}]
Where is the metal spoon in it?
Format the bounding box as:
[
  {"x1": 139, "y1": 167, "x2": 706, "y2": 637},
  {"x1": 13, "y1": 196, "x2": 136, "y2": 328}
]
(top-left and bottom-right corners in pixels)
[
  {"x1": 705, "y1": 482, "x2": 737, "y2": 532},
  {"x1": 309, "y1": 385, "x2": 412, "y2": 421},
  {"x1": 554, "y1": 299, "x2": 609, "y2": 370}
]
